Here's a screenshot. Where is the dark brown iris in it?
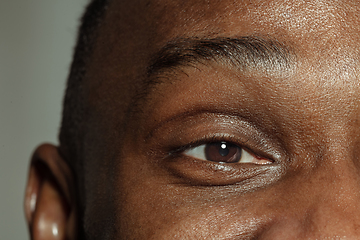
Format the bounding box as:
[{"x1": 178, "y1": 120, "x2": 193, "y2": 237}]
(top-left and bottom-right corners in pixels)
[{"x1": 204, "y1": 142, "x2": 242, "y2": 163}]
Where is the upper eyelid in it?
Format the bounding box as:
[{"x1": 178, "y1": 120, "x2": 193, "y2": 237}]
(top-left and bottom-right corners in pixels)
[
  {"x1": 145, "y1": 109, "x2": 255, "y2": 141},
  {"x1": 147, "y1": 112, "x2": 285, "y2": 162}
]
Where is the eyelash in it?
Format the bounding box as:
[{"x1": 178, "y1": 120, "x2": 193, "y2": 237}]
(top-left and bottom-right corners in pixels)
[
  {"x1": 169, "y1": 135, "x2": 254, "y2": 158},
  {"x1": 147, "y1": 113, "x2": 282, "y2": 164}
]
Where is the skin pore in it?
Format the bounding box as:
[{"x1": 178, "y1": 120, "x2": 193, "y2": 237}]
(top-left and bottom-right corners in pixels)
[{"x1": 25, "y1": 0, "x2": 360, "y2": 239}]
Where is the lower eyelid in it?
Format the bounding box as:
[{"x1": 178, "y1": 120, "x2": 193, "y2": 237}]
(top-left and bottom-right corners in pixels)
[{"x1": 164, "y1": 154, "x2": 283, "y2": 186}]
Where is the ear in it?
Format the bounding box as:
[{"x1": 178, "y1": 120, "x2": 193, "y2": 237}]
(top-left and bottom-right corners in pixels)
[{"x1": 24, "y1": 144, "x2": 78, "y2": 240}]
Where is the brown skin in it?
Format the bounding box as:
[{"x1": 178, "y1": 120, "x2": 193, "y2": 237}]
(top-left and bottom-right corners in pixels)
[{"x1": 25, "y1": 0, "x2": 360, "y2": 239}]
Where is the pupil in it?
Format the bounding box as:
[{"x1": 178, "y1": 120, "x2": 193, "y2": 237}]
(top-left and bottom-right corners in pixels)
[{"x1": 219, "y1": 143, "x2": 229, "y2": 157}]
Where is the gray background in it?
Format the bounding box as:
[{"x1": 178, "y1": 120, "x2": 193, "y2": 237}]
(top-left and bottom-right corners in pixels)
[{"x1": 0, "y1": 0, "x2": 88, "y2": 238}]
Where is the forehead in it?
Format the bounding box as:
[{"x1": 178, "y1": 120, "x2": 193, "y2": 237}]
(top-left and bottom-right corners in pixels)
[
  {"x1": 106, "y1": 0, "x2": 360, "y2": 42},
  {"x1": 88, "y1": 0, "x2": 360, "y2": 79},
  {"x1": 85, "y1": 0, "x2": 360, "y2": 119}
]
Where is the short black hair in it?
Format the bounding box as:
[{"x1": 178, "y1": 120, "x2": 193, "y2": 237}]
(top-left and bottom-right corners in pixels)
[
  {"x1": 59, "y1": 0, "x2": 110, "y2": 235},
  {"x1": 60, "y1": 0, "x2": 109, "y2": 173}
]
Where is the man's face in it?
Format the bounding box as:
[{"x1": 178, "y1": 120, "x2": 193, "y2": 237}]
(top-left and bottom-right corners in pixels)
[{"x1": 82, "y1": 0, "x2": 360, "y2": 238}]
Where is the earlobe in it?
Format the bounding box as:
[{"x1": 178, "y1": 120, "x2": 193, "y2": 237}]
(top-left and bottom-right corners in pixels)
[{"x1": 24, "y1": 144, "x2": 77, "y2": 240}]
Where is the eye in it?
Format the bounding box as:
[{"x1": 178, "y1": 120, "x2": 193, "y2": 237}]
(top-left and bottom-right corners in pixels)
[{"x1": 183, "y1": 141, "x2": 272, "y2": 164}]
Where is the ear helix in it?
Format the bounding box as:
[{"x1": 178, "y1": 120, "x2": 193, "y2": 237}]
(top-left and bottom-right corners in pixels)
[
  {"x1": 31, "y1": 179, "x2": 67, "y2": 239},
  {"x1": 24, "y1": 144, "x2": 76, "y2": 240}
]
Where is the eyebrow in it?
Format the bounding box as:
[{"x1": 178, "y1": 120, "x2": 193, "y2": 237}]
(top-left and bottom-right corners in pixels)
[
  {"x1": 147, "y1": 36, "x2": 295, "y2": 77},
  {"x1": 130, "y1": 36, "x2": 295, "y2": 114}
]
